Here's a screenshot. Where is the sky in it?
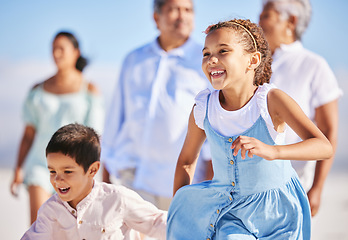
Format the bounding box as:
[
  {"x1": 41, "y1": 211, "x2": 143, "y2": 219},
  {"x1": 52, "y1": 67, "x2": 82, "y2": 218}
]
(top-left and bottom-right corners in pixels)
[{"x1": 0, "y1": 0, "x2": 348, "y2": 168}]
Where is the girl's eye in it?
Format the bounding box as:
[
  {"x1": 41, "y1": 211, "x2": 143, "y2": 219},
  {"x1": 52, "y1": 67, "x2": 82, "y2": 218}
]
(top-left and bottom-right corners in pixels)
[
  {"x1": 65, "y1": 171, "x2": 72, "y2": 174},
  {"x1": 203, "y1": 52, "x2": 210, "y2": 57},
  {"x1": 220, "y1": 49, "x2": 228, "y2": 53},
  {"x1": 49, "y1": 171, "x2": 56, "y2": 174}
]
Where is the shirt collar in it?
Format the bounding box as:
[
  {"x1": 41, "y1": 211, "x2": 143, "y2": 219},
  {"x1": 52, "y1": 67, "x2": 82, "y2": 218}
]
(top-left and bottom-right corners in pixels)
[
  {"x1": 273, "y1": 40, "x2": 303, "y2": 60},
  {"x1": 150, "y1": 37, "x2": 195, "y2": 59}
]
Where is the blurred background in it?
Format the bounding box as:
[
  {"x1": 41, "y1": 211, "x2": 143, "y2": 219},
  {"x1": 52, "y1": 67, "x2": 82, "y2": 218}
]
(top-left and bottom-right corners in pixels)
[{"x1": 0, "y1": 0, "x2": 347, "y2": 239}]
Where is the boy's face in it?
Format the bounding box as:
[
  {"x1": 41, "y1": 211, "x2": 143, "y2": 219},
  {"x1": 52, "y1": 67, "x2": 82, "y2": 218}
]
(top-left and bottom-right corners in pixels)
[{"x1": 47, "y1": 152, "x2": 99, "y2": 209}]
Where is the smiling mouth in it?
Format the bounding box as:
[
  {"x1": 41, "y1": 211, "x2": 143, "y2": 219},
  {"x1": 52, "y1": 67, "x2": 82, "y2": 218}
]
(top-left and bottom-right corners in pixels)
[
  {"x1": 58, "y1": 187, "x2": 70, "y2": 194},
  {"x1": 210, "y1": 70, "x2": 225, "y2": 78}
]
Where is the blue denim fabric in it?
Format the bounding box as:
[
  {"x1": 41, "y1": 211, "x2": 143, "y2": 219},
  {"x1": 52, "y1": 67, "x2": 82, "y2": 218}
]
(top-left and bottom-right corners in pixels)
[{"x1": 167, "y1": 94, "x2": 311, "y2": 240}]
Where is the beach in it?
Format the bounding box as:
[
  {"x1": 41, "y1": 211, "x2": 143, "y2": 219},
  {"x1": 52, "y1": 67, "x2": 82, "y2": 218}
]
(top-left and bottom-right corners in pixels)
[{"x1": 1, "y1": 164, "x2": 347, "y2": 239}]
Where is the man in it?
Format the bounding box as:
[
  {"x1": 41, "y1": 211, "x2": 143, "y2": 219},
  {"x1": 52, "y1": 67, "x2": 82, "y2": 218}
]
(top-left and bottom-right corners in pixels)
[
  {"x1": 259, "y1": 0, "x2": 342, "y2": 216},
  {"x1": 101, "y1": 0, "x2": 211, "y2": 210}
]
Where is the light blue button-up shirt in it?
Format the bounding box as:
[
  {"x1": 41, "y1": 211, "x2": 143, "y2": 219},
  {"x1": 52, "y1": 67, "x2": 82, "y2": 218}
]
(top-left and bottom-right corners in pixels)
[{"x1": 102, "y1": 37, "x2": 210, "y2": 197}]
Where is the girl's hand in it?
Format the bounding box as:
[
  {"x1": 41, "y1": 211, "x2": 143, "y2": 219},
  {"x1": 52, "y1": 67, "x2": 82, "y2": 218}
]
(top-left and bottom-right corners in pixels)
[
  {"x1": 10, "y1": 167, "x2": 24, "y2": 197},
  {"x1": 231, "y1": 135, "x2": 277, "y2": 160}
]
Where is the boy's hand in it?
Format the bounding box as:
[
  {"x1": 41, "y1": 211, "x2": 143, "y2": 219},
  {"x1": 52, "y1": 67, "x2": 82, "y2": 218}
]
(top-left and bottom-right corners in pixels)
[{"x1": 231, "y1": 135, "x2": 277, "y2": 160}]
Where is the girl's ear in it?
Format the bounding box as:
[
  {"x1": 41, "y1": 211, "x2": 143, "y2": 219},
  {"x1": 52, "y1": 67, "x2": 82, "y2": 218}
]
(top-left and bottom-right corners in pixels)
[
  {"x1": 88, "y1": 161, "x2": 100, "y2": 178},
  {"x1": 248, "y1": 52, "x2": 261, "y2": 70}
]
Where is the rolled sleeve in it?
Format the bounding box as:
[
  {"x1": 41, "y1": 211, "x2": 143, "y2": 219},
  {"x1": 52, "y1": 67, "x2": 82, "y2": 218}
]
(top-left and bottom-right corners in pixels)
[{"x1": 122, "y1": 187, "x2": 167, "y2": 240}]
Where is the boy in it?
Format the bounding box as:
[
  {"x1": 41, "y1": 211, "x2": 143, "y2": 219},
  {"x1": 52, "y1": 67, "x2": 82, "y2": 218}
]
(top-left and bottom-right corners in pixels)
[{"x1": 21, "y1": 123, "x2": 167, "y2": 240}]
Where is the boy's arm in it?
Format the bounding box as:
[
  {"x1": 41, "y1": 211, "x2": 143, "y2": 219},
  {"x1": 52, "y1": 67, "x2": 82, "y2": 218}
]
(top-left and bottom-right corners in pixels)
[
  {"x1": 173, "y1": 109, "x2": 206, "y2": 195},
  {"x1": 21, "y1": 204, "x2": 54, "y2": 240},
  {"x1": 121, "y1": 188, "x2": 167, "y2": 240}
]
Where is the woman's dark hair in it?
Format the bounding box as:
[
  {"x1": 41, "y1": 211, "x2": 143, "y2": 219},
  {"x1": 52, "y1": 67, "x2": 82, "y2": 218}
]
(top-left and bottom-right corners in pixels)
[
  {"x1": 54, "y1": 31, "x2": 88, "y2": 72},
  {"x1": 46, "y1": 123, "x2": 101, "y2": 173}
]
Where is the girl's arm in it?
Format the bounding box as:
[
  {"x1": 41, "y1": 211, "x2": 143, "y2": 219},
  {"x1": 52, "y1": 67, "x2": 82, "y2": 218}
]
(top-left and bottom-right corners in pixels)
[
  {"x1": 232, "y1": 89, "x2": 333, "y2": 161},
  {"x1": 173, "y1": 108, "x2": 206, "y2": 195},
  {"x1": 11, "y1": 125, "x2": 36, "y2": 196}
]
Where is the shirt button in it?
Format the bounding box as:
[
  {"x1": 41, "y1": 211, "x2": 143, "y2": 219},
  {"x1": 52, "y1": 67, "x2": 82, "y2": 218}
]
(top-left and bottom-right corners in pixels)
[
  {"x1": 231, "y1": 182, "x2": 235, "y2": 186},
  {"x1": 228, "y1": 138, "x2": 233, "y2": 142},
  {"x1": 216, "y1": 209, "x2": 220, "y2": 214},
  {"x1": 230, "y1": 160, "x2": 234, "y2": 165},
  {"x1": 71, "y1": 210, "x2": 75, "y2": 214},
  {"x1": 207, "y1": 238, "x2": 210, "y2": 240},
  {"x1": 229, "y1": 196, "x2": 232, "y2": 201},
  {"x1": 78, "y1": 220, "x2": 83, "y2": 224},
  {"x1": 101, "y1": 228, "x2": 106, "y2": 233},
  {"x1": 210, "y1": 224, "x2": 214, "y2": 228}
]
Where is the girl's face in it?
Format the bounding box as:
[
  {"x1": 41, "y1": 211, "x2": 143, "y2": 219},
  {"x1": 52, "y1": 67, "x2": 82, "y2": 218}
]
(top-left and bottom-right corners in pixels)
[
  {"x1": 202, "y1": 28, "x2": 252, "y2": 90},
  {"x1": 52, "y1": 36, "x2": 80, "y2": 71},
  {"x1": 47, "y1": 152, "x2": 98, "y2": 209}
]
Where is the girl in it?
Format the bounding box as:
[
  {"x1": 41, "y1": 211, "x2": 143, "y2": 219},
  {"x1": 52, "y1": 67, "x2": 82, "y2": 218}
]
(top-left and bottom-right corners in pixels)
[
  {"x1": 10, "y1": 31, "x2": 104, "y2": 224},
  {"x1": 167, "y1": 19, "x2": 332, "y2": 240}
]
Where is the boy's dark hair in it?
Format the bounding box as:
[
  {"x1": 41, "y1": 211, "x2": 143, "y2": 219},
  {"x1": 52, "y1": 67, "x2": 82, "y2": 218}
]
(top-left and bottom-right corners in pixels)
[{"x1": 46, "y1": 123, "x2": 101, "y2": 173}]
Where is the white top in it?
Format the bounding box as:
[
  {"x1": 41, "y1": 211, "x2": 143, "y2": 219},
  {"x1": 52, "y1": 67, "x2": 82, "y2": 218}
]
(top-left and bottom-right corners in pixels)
[
  {"x1": 194, "y1": 83, "x2": 285, "y2": 145},
  {"x1": 271, "y1": 41, "x2": 343, "y2": 190},
  {"x1": 101, "y1": 37, "x2": 210, "y2": 197},
  {"x1": 21, "y1": 181, "x2": 167, "y2": 240}
]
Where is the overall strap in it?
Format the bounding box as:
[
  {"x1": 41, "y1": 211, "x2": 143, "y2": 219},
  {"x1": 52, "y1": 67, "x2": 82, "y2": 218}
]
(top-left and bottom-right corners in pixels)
[{"x1": 204, "y1": 93, "x2": 211, "y2": 121}]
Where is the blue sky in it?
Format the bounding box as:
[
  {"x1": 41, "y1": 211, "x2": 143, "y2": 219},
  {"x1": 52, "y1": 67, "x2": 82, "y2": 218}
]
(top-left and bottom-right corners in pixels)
[
  {"x1": 1, "y1": 0, "x2": 347, "y2": 70},
  {"x1": 0, "y1": 0, "x2": 348, "y2": 168}
]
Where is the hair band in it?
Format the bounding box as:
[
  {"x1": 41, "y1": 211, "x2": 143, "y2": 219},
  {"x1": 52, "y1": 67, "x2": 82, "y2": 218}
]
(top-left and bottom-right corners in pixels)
[{"x1": 230, "y1": 21, "x2": 258, "y2": 51}]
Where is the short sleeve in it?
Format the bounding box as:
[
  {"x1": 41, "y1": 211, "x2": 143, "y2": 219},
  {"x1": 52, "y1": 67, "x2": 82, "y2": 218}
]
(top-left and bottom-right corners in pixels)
[
  {"x1": 193, "y1": 88, "x2": 211, "y2": 130},
  {"x1": 256, "y1": 83, "x2": 277, "y2": 127},
  {"x1": 310, "y1": 57, "x2": 343, "y2": 109},
  {"x1": 85, "y1": 92, "x2": 105, "y2": 135},
  {"x1": 22, "y1": 88, "x2": 39, "y2": 128}
]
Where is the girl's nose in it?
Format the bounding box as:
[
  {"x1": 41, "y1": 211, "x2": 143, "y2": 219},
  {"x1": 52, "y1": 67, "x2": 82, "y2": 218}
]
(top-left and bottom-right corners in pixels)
[{"x1": 208, "y1": 55, "x2": 218, "y2": 65}]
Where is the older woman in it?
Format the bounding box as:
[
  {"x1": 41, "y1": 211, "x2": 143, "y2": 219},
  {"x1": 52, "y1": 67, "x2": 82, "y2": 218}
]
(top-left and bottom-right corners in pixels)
[{"x1": 259, "y1": 0, "x2": 342, "y2": 217}]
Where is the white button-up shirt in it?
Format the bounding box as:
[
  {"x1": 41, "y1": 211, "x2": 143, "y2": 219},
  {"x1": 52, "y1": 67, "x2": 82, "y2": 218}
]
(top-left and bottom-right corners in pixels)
[
  {"x1": 21, "y1": 181, "x2": 167, "y2": 240},
  {"x1": 101, "y1": 38, "x2": 210, "y2": 197},
  {"x1": 270, "y1": 41, "x2": 343, "y2": 190}
]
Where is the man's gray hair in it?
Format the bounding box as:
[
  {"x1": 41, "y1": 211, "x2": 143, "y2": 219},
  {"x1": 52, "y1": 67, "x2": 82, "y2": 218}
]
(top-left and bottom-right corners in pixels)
[
  {"x1": 153, "y1": 0, "x2": 194, "y2": 14},
  {"x1": 154, "y1": 0, "x2": 168, "y2": 14},
  {"x1": 263, "y1": 0, "x2": 312, "y2": 40}
]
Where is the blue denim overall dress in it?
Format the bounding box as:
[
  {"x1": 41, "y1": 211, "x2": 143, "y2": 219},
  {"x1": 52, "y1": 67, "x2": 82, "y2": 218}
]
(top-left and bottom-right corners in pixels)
[{"x1": 167, "y1": 90, "x2": 311, "y2": 240}]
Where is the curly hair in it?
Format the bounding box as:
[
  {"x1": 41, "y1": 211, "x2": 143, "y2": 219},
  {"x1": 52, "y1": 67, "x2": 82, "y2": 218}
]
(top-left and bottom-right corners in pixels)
[{"x1": 205, "y1": 19, "x2": 273, "y2": 86}]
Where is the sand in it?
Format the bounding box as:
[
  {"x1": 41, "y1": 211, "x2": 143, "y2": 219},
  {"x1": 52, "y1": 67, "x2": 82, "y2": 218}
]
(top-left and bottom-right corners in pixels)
[{"x1": 0, "y1": 168, "x2": 347, "y2": 240}]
